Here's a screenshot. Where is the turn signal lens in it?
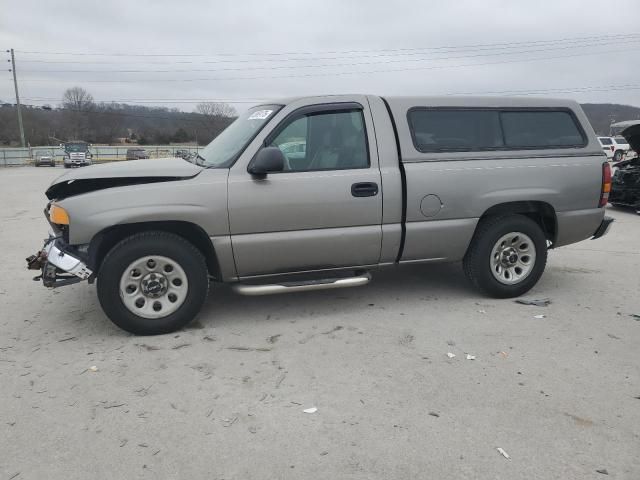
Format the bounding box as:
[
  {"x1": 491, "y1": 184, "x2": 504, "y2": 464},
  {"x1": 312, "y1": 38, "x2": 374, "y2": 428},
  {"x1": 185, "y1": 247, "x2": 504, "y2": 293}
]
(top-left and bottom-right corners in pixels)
[{"x1": 49, "y1": 204, "x2": 70, "y2": 225}]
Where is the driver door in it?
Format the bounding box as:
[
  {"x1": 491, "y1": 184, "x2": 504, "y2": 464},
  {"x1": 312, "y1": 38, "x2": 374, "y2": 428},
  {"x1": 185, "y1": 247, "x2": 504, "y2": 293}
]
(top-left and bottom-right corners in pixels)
[{"x1": 227, "y1": 102, "x2": 383, "y2": 278}]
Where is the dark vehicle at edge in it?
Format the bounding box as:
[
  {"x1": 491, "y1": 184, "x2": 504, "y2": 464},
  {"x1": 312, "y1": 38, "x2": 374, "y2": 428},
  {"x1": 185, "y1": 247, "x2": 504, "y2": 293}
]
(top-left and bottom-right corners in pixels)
[{"x1": 610, "y1": 122, "x2": 640, "y2": 211}]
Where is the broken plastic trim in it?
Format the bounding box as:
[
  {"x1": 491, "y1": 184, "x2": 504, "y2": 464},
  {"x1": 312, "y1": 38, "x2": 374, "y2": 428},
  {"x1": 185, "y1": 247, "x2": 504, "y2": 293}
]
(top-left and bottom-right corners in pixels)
[{"x1": 45, "y1": 176, "x2": 192, "y2": 201}]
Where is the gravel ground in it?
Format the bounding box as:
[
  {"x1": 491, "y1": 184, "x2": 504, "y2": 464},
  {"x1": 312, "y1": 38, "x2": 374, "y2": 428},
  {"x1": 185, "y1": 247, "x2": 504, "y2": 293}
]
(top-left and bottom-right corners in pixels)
[{"x1": 1, "y1": 166, "x2": 639, "y2": 480}]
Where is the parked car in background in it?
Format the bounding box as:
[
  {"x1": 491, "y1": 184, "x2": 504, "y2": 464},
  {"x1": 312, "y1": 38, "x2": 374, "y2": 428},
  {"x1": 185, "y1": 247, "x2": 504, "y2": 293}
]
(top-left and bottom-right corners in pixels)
[
  {"x1": 126, "y1": 148, "x2": 149, "y2": 160},
  {"x1": 598, "y1": 137, "x2": 615, "y2": 160},
  {"x1": 175, "y1": 149, "x2": 191, "y2": 160},
  {"x1": 34, "y1": 154, "x2": 55, "y2": 167},
  {"x1": 28, "y1": 95, "x2": 613, "y2": 335},
  {"x1": 279, "y1": 140, "x2": 307, "y2": 169},
  {"x1": 62, "y1": 141, "x2": 92, "y2": 168},
  {"x1": 612, "y1": 136, "x2": 631, "y2": 162}
]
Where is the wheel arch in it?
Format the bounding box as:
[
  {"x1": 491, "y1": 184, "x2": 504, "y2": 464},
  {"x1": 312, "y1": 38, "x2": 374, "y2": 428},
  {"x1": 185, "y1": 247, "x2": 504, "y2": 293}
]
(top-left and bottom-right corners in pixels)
[
  {"x1": 88, "y1": 221, "x2": 221, "y2": 280},
  {"x1": 476, "y1": 201, "x2": 557, "y2": 246}
]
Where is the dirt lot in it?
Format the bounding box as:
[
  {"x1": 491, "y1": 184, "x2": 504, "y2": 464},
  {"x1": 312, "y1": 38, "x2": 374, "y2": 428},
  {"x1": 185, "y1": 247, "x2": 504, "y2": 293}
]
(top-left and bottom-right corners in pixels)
[{"x1": 1, "y1": 166, "x2": 639, "y2": 480}]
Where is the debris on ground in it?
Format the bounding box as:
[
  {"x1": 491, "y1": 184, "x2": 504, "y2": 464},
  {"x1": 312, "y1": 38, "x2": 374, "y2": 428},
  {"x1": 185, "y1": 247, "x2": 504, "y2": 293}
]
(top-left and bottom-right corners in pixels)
[
  {"x1": 631, "y1": 314, "x2": 640, "y2": 320},
  {"x1": 533, "y1": 314, "x2": 546, "y2": 319},
  {"x1": 478, "y1": 309, "x2": 486, "y2": 314},
  {"x1": 303, "y1": 407, "x2": 318, "y2": 414},
  {"x1": 428, "y1": 412, "x2": 440, "y2": 417},
  {"x1": 227, "y1": 346, "x2": 272, "y2": 352},
  {"x1": 267, "y1": 334, "x2": 281, "y2": 344},
  {"x1": 322, "y1": 326, "x2": 343, "y2": 335},
  {"x1": 172, "y1": 343, "x2": 191, "y2": 350},
  {"x1": 222, "y1": 417, "x2": 238, "y2": 427},
  {"x1": 515, "y1": 298, "x2": 551, "y2": 307},
  {"x1": 57, "y1": 336, "x2": 77, "y2": 343},
  {"x1": 89, "y1": 365, "x2": 98, "y2": 372},
  {"x1": 466, "y1": 354, "x2": 476, "y2": 360},
  {"x1": 275, "y1": 373, "x2": 287, "y2": 388},
  {"x1": 496, "y1": 447, "x2": 510, "y2": 459},
  {"x1": 320, "y1": 451, "x2": 329, "y2": 456},
  {"x1": 596, "y1": 468, "x2": 609, "y2": 475},
  {"x1": 446, "y1": 352, "x2": 456, "y2": 358}
]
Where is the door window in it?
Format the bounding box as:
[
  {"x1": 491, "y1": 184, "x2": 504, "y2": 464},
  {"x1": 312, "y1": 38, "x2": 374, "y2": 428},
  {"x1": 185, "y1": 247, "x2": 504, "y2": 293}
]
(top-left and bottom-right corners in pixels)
[{"x1": 269, "y1": 110, "x2": 369, "y2": 171}]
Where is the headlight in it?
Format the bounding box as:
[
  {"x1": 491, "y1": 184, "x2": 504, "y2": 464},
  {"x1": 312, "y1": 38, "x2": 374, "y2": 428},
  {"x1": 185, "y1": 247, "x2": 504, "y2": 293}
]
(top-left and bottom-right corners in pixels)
[{"x1": 49, "y1": 204, "x2": 70, "y2": 225}]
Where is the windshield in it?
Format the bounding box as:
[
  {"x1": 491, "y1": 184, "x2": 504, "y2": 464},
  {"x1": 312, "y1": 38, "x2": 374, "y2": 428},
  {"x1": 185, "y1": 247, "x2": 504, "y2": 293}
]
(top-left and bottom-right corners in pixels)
[
  {"x1": 199, "y1": 104, "x2": 282, "y2": 168},
  {"x1": 65, "y1": 143, "x2": 88, "y2": 152}
]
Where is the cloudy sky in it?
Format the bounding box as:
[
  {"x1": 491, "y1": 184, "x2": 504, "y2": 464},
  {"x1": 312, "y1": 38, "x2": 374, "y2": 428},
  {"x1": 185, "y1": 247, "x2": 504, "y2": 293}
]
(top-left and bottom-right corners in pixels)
[{"x1": 2, "y1": 0, "x2": 640, "y2": 112}]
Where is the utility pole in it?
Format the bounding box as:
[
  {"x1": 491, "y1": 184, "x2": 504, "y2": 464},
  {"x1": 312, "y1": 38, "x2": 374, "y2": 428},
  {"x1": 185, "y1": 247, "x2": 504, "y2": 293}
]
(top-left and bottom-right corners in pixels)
[{"x1": 9, "y1": 49, "x2": 26, "y2": 147}]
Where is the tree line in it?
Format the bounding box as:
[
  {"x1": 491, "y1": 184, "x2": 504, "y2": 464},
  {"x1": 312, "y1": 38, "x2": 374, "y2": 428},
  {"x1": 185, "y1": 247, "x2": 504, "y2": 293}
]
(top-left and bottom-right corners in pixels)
[{"x1": 0, "y1": 87, "x2": 237, "y2": 146}]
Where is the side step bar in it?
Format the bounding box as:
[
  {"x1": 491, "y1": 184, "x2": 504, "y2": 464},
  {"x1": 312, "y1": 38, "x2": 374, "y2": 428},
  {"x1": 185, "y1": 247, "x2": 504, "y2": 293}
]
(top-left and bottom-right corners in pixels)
[{"x1": 232, "y1": 272, "x2": 371, "y2": 296}]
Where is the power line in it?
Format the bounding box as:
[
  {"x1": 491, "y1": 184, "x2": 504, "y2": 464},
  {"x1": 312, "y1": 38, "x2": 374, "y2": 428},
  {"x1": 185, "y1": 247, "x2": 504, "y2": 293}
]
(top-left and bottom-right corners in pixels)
[
  {"x1": 20, "y1": 39, "x2": 640, "y2": 74},
  {"x1": 17, "y1": 34, "x2": 640, "y2": 66},
  {"x1": 13, "y1": 103, "x2": 234, "y2": 124},
  {"x1": 14, "y1": 33, "x2": 640, "y2": 57},
  {"x1": 17, "y1": 45, "x2": 639, "y2": 84},
  {"x1": 23, "y1": 98, "x2": 265, "y2": 104},
  {"x1": 16, "y1": 83, "x2": 640, "y2": 108}
]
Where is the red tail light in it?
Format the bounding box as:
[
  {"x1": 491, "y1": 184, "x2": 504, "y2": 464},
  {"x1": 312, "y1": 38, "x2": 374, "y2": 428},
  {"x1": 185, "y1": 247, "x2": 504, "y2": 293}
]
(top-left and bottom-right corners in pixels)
[
  {"x1": 611, "y1": 145, "x2": 615, "y2": 152},
  {"x1": 599, "y1": 162, "x2": 611, "y2": 207}
]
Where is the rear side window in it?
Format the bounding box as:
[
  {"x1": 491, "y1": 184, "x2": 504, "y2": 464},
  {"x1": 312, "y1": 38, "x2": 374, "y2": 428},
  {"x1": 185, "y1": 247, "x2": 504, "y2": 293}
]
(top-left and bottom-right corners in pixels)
[
  {"x1": 599, "y1": 137, "x2": 613, "y2": 145},
  {"x1": 408, "y1": 108, "x2": 585, "y2": 153},
  {"x1": 407, "y1": 110, "x2": 503, "y2": 152},
  {"x1": 613, "y1": 137, "x2": 627, "y2": 144},
  {"x1": 501, "y1": 111, "x2": 585, "y2": 148}
]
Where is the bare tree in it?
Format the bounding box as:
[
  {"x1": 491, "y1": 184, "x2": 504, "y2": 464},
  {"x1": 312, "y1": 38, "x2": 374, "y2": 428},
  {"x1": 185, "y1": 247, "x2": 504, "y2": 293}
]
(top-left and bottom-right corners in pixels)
[
  {"x1": 195, "y1": 102, "x2": 237, "y2": 118},
  {"x1": 62, "y1": 87, "x2": 95, "y2": 112}
]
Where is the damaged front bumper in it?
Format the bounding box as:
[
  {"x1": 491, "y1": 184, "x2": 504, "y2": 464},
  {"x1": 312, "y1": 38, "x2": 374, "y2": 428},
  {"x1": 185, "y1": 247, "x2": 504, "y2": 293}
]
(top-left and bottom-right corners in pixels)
[{"x1": 26, "y1": 234, "x2": 92, "y2": 287}]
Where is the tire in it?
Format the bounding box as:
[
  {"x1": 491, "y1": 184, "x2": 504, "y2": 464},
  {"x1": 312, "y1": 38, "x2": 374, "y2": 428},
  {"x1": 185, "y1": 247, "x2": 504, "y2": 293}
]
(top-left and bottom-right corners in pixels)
[
  {"x1": 613, "y1": 150, "x2": 624, "y2": 162},
  {"x1": 97, "y1": 231, "x2": 209, "y2": 335},
  {"x1": 463, "y1": 214, "x2": 547, "y2": 298}
]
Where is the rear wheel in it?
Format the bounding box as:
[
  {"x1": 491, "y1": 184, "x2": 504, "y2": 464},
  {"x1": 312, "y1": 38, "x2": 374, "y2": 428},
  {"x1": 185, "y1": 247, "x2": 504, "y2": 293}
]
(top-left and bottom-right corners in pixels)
[
  {"x1": 97, "y1": 231, "x2": 209, "y2": 335},
  {"x1": 463, "y1": 214, "x2": 547, "y2": 298},
  {"x1": 613, "y1": 150, "x2": 624, "y2": 162}
]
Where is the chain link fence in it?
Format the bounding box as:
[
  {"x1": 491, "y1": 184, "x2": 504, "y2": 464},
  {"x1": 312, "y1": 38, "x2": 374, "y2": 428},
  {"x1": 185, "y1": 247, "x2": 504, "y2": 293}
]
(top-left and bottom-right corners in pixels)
[{"x1": 0, "y1": 145, "x2": 202, "y2": 167}]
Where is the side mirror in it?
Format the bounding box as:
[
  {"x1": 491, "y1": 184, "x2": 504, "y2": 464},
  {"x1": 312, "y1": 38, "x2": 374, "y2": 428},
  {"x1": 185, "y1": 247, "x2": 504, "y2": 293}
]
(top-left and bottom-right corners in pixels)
[{"x1": 248, "y1": 146, "x2": 285, "y2": 177}]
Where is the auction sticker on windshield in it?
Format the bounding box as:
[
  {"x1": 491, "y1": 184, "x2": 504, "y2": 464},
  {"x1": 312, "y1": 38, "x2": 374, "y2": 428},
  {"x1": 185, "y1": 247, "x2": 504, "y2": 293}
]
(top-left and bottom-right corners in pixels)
[{"x1": 248, "y1": 110, "x2": 273, "y2": 120}]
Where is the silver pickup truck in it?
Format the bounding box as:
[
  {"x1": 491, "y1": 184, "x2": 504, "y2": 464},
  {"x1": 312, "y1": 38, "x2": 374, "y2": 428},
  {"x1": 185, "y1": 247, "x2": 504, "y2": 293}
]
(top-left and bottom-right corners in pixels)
[{"x1": 27, "y1": 95, "x2": 613, "y2": 335}]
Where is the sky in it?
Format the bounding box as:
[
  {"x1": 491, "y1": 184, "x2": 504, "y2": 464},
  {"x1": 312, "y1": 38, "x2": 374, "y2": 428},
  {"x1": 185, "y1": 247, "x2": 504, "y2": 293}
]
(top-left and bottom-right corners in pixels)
[{"x1": 1, "y1": 0, "x2": 640, "y2": 112}]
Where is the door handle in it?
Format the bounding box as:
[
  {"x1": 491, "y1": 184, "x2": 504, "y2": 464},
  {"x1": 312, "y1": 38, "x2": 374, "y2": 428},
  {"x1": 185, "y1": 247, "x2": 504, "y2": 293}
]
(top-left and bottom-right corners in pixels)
[{"x1": 351, "y1": 182, "x2": 379, "y2": 197}]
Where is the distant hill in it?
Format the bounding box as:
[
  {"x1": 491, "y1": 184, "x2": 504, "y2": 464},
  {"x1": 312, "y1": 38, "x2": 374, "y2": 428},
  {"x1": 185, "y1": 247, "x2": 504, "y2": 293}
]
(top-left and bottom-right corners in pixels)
[
  {"x1": 581, "y1": 103, "x2": 640, "y2": 136},
  {"x1": 1, "y1": 100, "x2": 639, "y2": 146}
]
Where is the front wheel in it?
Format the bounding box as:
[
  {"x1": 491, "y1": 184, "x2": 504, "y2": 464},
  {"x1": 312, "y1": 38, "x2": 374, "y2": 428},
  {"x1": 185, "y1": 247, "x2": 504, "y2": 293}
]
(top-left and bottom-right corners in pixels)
[
  {"x1": 97, "y1": 231, "x2": 209, "y2": 335},
  {"x1": 463, "y1": 214, "x2": 548, "y2": 298}
]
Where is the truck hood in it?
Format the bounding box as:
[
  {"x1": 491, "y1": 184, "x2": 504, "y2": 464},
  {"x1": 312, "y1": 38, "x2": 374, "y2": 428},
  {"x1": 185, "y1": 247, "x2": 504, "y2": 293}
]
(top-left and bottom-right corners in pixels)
[
  {"x1": 621, "y1": 122, "x2": 640, "y2": 154},
  {"x1": 46, "y1": 157, "x2": 204, "y2": 200}
]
